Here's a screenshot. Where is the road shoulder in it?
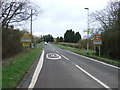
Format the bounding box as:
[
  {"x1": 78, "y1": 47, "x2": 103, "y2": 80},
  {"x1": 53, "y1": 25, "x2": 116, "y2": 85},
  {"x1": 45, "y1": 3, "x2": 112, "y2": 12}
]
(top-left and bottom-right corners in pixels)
[{"x1": 17, "y1": 49, "x2": 44, "y2": 88}]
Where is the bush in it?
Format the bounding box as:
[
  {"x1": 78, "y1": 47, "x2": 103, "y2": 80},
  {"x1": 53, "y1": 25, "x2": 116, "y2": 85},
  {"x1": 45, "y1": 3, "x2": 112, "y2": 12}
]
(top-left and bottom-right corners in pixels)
[{"x1": 2, "y1": 28, "x2": 23, "y2": 59}]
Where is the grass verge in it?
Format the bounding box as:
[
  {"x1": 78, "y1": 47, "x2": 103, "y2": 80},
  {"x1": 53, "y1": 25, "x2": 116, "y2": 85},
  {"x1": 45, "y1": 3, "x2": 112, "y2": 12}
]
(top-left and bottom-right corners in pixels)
[
  {"x1": 74, "y1": 50, "x2": 120, "y2": 65},
  {"x1": 54, "y1": 44, "x2": 77, "y2": 50},
  {"x1": 53, "y1": 43, "x2": 120, "y2": 66},
  {"x1": 2, "y1": 43, "x2": 44, "y2": 88}
]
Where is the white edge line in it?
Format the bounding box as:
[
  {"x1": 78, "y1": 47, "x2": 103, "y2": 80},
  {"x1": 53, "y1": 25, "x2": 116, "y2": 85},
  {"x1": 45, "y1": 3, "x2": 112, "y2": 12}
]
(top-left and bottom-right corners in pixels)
[
  {"x1": 75, "y1": 64, "x2": 112, "y2": 90},
  {"x1": 28, "y1": 50, "x2": 44, "y2": 88},
  {"x1": 60, "y1": 54, "x2": 69, "y2": 61},
  {"x1": 67, "y1": 50, "x2": 120, "y2": 69}
]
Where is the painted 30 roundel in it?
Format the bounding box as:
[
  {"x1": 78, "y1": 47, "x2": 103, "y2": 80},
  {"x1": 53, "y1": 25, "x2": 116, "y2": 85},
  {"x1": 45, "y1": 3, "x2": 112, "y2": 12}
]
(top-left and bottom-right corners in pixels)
[{"x1": 46, "y1": 53, "x2": 62, "y2": 60}]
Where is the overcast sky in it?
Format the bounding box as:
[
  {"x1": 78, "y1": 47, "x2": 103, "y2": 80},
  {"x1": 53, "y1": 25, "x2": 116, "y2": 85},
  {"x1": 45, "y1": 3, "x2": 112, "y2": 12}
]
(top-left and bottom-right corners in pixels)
[{"x1": 27, "y1": 0, "x2": 111, "y2": 38}]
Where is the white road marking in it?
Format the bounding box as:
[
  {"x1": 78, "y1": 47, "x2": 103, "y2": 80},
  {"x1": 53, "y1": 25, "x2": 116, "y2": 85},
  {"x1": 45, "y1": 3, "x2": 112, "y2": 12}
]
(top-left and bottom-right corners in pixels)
[
  {"x1": 67, "y1": 51, "x2": 120, "y2": 69},
  {"x1": 60, "y1": 54, "x2": 69, "y2": 61},
  {"x1": 55, "y1": 50, "x2": 59, "y2": 53},
  {"x1": 28, "y1": 50, "x2": 44, "y2": 88},
  {"x1": 46, "y1": 53, "x2": 62, "y2": 60},
  {"x1": 75, "y1": 64, "x2": 112, "y2": 90}
]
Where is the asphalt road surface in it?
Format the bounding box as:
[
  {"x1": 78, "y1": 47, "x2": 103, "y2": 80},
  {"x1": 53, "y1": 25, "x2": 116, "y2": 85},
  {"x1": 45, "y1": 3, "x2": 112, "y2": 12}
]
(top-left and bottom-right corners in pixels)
[{"x1": 25, "y1": 43, "x2": 119, "y2": 89}]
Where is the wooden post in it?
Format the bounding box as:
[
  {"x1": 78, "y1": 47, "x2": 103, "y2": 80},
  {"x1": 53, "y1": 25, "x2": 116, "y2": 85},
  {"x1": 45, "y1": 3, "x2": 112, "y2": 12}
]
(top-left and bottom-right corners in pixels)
[
  {"x1": 94, "y1": 45, "x2": 96, "y2": 55},
  {"x1": 99, "y1": 45, "x2": 100, "y2": 57},
  {"x1": 30, "y1": 9, "x2": 33, "y2": 48}
]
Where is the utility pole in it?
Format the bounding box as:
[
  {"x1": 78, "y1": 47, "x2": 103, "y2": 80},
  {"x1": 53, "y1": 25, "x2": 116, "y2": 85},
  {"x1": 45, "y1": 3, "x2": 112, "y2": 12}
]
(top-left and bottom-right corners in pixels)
[
  {"x1": 30, "y1": 9, "x2": 33, "y2": 48},
  {"x1": 31, "y1": 9, "x2": 32, "y2": 38},
  {"x1": 84, "y1": 8, "x2": 89, "y2": 55}
]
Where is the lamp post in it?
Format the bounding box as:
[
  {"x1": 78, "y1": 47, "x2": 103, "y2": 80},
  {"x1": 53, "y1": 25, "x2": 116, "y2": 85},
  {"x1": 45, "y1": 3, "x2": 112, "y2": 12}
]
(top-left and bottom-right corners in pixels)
[
  {"x1": 30, "y1": 9, "x2": 33, "y2": 48},
  {"x1": 84, "y1": 8, "x2": 89, "y2": 55}
]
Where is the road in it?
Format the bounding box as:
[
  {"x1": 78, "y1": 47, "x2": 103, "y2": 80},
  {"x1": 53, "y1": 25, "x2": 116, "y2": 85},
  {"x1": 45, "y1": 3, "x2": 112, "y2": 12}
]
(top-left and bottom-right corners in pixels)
[{"x1": 22, "y1": 43, "x2": 119, "y2": 89}]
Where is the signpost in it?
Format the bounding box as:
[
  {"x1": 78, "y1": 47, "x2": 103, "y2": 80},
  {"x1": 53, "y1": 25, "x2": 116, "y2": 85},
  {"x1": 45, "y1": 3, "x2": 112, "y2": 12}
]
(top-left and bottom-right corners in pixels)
[
  {"x1": 21, "y1": 32, "x2": 31, "y2": 47},
  {"x1": 93, "y1": 34, "x2": 102, "y2": 56}
]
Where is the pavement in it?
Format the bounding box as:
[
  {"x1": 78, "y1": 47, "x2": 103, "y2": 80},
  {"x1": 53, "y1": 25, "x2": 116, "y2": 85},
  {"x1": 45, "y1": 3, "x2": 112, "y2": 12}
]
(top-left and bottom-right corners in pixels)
[{"x1": 18, "y1": 43, "x2": 119, "y2": 89}]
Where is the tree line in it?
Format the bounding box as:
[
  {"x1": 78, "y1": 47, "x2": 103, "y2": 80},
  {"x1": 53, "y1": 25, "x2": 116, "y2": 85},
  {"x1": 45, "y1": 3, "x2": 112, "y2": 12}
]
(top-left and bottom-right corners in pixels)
[
  {"x1": 2, "y1": 0, "x2": 119, "y2": 61},
  {"x1": 64, "y1": 29, "x2": 81, "y2": 43},
  {"x1": 56, "y1": 29, "x2": 81, "y2": 43},
  {"x1": 90, "y1": 1, "x2": 120, "y2": 60},
  {"x1": 56, "y1": 37, "x2": 64, "y2": 42},
  {"x1": 43, "y1": 34, "x2": 54, "y2": 42},
  {"x1": 2, "y1": 1, "x2": 42, "y2": 59}
]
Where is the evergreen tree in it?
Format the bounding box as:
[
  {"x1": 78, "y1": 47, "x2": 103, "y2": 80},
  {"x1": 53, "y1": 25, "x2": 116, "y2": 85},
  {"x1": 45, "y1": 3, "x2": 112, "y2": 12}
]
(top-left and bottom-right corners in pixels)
[
  {"x1": 64, "y1": 29, "x2": 81, "y2": 43},
  {"x1": 74, "y1": 32, "x2": 81, "y2": 43},
  {"x1": 56, "y1": 37, "x2": 60, "y2": 42},
  {"x1": 59, "y1": 37, "x2": 63, "y2": 42},
  {"x1": 44, "y1": 34, "x2": 54, "y2": 42}
]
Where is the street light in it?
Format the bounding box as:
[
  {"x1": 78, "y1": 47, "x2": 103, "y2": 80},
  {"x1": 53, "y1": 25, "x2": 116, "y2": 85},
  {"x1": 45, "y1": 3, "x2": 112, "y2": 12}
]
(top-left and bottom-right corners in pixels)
[
  {"x1": 30, "y1": 9, "x2": 33, "y2": 48},
  {"x1": 84, "y1": 8, "x2": 89, "y2": 55}
]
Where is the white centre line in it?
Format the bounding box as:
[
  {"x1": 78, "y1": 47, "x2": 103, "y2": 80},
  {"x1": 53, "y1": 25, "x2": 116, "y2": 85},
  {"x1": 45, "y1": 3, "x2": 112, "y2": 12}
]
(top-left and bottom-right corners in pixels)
[
  {"x1": 67, "y1": 50, "x2": 120, "y2": 69},
  {"x1": 60, "y1": 54, "x2": 69, "y2": 61},
  {"x1": 75, "y1": 64, "x2": 112, "y2": 90},
  {"x1": 28, "y1": 50, "x2": 44, "y2": 88},
  {"x1": 55, "y1": 50, "x2": 59, "y2": 53}
]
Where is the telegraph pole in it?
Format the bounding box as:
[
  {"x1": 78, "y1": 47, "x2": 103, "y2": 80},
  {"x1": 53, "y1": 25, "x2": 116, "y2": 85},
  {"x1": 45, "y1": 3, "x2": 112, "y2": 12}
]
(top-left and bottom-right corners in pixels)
[
  {"x1": 31, "y1": 9, "x2": 32, "y2": 38},
  {"x1": 30, "y1": 9, "x2": 33, "y2": 48}
]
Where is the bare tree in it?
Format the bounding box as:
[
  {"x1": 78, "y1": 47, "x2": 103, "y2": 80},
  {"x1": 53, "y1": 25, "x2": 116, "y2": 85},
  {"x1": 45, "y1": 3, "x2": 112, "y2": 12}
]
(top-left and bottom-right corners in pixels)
[
  {"x1": 89, "y1": 1, "x2": 120, "y2": 59},
  {"x1": 90, "y1": 1, "x2": 119, "y2": 32},
  {"x1": 2, "y1": 0, "x2": 42, "y2": 28}
]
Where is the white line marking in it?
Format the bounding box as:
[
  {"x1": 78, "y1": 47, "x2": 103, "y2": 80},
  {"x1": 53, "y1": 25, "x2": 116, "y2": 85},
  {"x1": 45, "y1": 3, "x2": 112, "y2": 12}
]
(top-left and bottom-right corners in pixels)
[
  {"x1": 75, "y1": 64, "x2": 112, "y2": 90},
  {"x1": 55, "y1": 50, "x2": 59, "y2": 53},
  {"x1": 46, "y1": 53, "x2": 62, "y2": 60},
  {"x1": 60, "y1": 54, "x2": 69, "y2": 61},
  {"x1": 67, "y1": 51, "x2": 120, "y2": 69},
  {"x1": 28, "y1": 50, "x2": 44, "y2": 88}
]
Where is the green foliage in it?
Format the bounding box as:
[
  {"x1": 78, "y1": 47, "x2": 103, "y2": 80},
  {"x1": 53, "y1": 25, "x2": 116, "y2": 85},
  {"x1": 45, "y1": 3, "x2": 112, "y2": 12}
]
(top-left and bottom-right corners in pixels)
[
  {"x1": 2, "y1": 28, "x2": 23, "y2": 59},
  {"x1": 91, "y1": 1, "x2": 120, "y2": 60},
  {"x1": 54, "y1": 43, "x2": 76, "y2": 50},
  {"x1": 74, "y1": 32, "x2": 81, "y2": 43},
  {"x1": 101, "y1": 1, "x2": 120, "y2": 60},
  {"x1": 59, "y1": 37, "x2": 64, "y2": 42},
  {"x1": 43, "y1": 34, "x2": 54, "y2": 42},
  {"x1": 64, "y1": 29, "x2": 81, "y2": 43},
  {"x1": 56, "y1": 37, "x2": 63, "y2": 42},
  {"x1": 56, "y1": 37, "x2": 60, "y2": 42},
  {"x1": 101, "y1": 28, "x2": 120, "y2": 60},
  {"x1": 64, "y1": 29, "x2": 75, "y2": 43},
  {"x1": 78, "y1": 39, "x2": 87, "y2": 49},
  {"x1": 34, "y1": 36, "x2": 43, "y2": 44},
  {"x1": 54, "y1": 43, "x2": 120, "y2": 65}
]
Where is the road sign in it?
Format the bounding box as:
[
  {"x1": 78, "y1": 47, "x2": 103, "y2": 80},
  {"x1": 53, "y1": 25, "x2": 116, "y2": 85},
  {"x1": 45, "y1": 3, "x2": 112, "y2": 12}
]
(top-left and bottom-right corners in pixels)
[
  {"x1": 94, "y1": 34, "x2": 101, "y2": 41},
  {"x1": 21, "y1": 31, "x2": 31, "y2": 47},
  {"x1": 93, "y1": 34, "x2": 102, "y2": 56},
  {"x1": 21, "y1": 32, "x2": 31, "y2": 43},
  {"x1": 93, "y1": 34, "x2": 102, "y2": 45},
  {"x1": 23, "y1": 42, "x2": 30, "y2": 47},
  {"x1": 93, "y1": 40, "x2": 102, "y2": 45},
  {"x1": 87, "y1": 30, "x2": 90, "y2": 34}
]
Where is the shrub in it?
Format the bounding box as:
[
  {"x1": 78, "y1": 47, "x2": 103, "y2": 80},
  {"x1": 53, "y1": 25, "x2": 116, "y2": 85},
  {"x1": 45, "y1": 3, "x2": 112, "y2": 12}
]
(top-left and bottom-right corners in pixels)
[{"x1": 2, "y1": 28, "x2": 23, "y2": 59}]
